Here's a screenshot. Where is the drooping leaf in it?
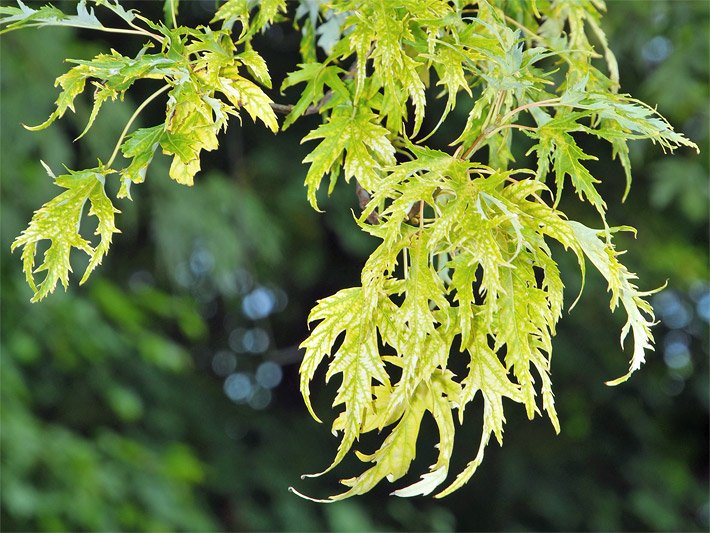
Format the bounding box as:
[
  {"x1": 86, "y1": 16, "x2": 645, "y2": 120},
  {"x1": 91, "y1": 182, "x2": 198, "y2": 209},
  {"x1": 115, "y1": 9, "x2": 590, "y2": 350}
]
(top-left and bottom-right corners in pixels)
[
  {"x1": 298, "y1": 286, "x2": 390, "y2": 475},
  {"x1": 11, "y1": 163, "x2": 119, "y2": 302},
  {"x1": 568, "y1": 221, "x2": 660, "y2": 385},
  {"x1": 7, "y1": 0, "x2": 698, "y2": 504}
]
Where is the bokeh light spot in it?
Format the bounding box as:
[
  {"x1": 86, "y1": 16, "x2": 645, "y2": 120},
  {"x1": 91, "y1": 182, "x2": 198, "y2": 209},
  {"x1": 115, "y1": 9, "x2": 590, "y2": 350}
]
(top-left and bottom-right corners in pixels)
[
  {"x1": 248, "y1": 387, "x2": 272, "y2": 410},
  {"x1": 696, "y1": 292, "x2": 710, "y2": 323},
  {"x1": 189, "y1": 247, "x2": 215, "y2": 277},
  {"x1": 242, "y1": 328, "x2": 270, "y2": 353},
  {"x1": 256, "y1": 361, "x2": 283, "y2": 389},
  {"x1": 242, "y1": 286, "x2": 276, "y2": 320},
  {"x1": 224, "y1": 372, "x2": 252, "y2": 403},
  {"x1": 654, "y1": 291, "x2": 692, "y2": 330},
  {"x1": 663, "y1": 341, "x2": 691, "y2": 370},
  {"x1": 228, "y1": 327, "x2": 247, "y2": 353},
  {"x1": 641, "y1": 35, "x2": 672, "y2": 65},
  {"x1": 212, "y1": 350, "x2": 237, "y2": 376}
]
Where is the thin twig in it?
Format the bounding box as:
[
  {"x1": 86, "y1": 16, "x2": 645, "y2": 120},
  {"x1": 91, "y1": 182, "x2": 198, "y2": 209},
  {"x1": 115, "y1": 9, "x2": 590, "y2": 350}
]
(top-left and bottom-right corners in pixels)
[
  {"x1": 499, "y1": 97, "x2": 562, "y2": 125},
  {"x1": 106, "y1": 84, "x2": 171, "y2": 168},
  {"x1": 269, "y1": 94, "x2": 334, "y2": 116}
]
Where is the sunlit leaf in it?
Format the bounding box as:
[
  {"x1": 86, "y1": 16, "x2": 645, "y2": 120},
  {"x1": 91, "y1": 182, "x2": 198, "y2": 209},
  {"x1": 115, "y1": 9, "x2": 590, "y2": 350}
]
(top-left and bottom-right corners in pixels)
[{"x1": 11, "y1": 163, "x2": 119, "y2": 302}]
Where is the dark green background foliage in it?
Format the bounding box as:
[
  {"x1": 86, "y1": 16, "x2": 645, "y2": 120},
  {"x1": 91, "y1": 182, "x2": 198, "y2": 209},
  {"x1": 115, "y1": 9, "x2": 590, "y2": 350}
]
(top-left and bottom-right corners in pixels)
[{"x1": 1, "y1": 1, "x2": 707, "y2": 530}]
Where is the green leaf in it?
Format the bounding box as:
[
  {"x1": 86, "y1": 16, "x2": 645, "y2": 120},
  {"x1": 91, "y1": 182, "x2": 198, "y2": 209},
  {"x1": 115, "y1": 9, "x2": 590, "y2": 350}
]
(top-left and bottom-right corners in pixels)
[
  {"x1": 26, "y1": 46, "x2": 179, "y2": 132},
  {"x1": 24, "y1": 64, "x2": 91, "y2": 131},
  {"x1": 119, "y1": 125, "x2": 165, "y2": 199},
  {"x1": 0, "y1": 0, "x2": 102, "y2": 34},
  {"x1": 384, "y1": 233, "x2": 448, "y2": 416},
  {"x1": 213, "y1": 0, "x2": 286, "y2": 38},
  {"x1": 280, "y1": 63, "x2": 349, "y2": 129},
  {"x1": 436, "y1": 327, "x2": 522, "y2": 498},
  {"x1": 391, "y1": 371, "x2": 458, "y2": 497},
  {"x1": 298, "y1": 287, "x2": 390, "y2": 475},
  {"x1": 568, "y1": 221, "x2": 659, "y2": 386},
  {"x1": 163, "y1": 0, "x2": 178, "y2": 26},
  {"x1": 75, "y1": 82, "x2": 119, "y2": 141},
  {"x1": 11, "y1": 163, "x2": 120, "y2": 302},
  {"x1": 7, "y1": 0, "x2": 699, "y2": 504},
  {"x1": 301, "y1": 107, "x2": 395, "y2": 209},
  {"x1": 211, "y1": 0, "x2": 249, "y2": 34},
  {"x1": 531, "y1": 113, "x2": 606, "y2": 215},
  {"x1": 238, "y1": 47, "x2": 271, "y2": 88},
  {"x1": 294, "y1": 369, "x2": 459, "y2": 502},
  {"x1": 218, "y1": 75, "x2": 278, "y2": 132},
  {"x1": 94, "y1": 0, "x2": 138, "y2": 25}
]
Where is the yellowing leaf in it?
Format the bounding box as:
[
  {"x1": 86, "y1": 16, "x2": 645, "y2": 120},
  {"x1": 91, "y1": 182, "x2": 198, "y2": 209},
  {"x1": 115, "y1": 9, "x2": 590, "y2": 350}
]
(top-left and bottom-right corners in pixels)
[
  {"x1": 298, "y1": 287, "x2": 389, "y2": 475},
  {"x1": 436, "y1": 328, "x2": 522, "y2": 498},
  {"x1": 25, "y1": 64, "x2": 91, "y2": 131},
  {"x1": 532, "y1": 115, "x2": 606, "y2": 215},
  {"x1": 212, "y1": 0, "x2": 286, "y2": 38},
  {"x1": 301, "y1": 107, "x2": 395, "y2": 209},
  {"x1": 11, "y1": 163, "x2": 119, "y2": 302},
  {"x1": 218, "y1": 75, "x2": 278, "y2": 132},
  {"x1": 238, "y1": 47, "x2": 271, "y2": 88},
  {"x1": 568, "y1": 221, "x2": 659, "y2": 385},
  {"x1": 161, "y1": 84, "x2": 224, "y2": 185},
  {"x1": 9, "y1": 0, "x2": 696, "y2": 505}
]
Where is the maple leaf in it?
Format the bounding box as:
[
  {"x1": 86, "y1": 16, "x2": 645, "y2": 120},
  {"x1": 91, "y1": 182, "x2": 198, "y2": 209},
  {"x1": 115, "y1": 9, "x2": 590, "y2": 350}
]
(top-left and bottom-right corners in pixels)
[
  {"x1": 280, "y1": 63, "x2": 350, "y2": 129},
  {"x1": 301, "y1": 107, "x2": 395, "y2": 209},
  {"x1": 298, "y1": 287, "x2": 390, "y2": 475},
  {"x1": 531, "y1": 113, "x2": 606, "y2": 215},
  {"x1": 11, "y1": 163, "x2": 119, "y2": 302},
  {"x1": 119, "y1": 125, "x2": 165, "y2": 199},
  {"x1": 218, "y1": 74, "x2": 278, "y2": 133},
  {"x1": 0, "y1": 0, "x2": 103, "y2": 34},
  {"x1": 569, "y1": 221, "x2": 660, "y2": 386},
  {"x1": 436, "y1": 327, "x2": 523, "y2": 498},
  {"x1": 213, "y1": 0, "x2": 286, "y2": 38},
  {"x1": 161, "y1": 83, "x2": 223, "y2": 186}
]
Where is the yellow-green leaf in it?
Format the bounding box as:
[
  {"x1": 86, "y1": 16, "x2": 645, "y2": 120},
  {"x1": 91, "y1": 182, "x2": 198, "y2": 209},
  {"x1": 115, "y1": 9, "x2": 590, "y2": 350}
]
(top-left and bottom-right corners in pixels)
[{"x1": 11, "y1": 163, "x2": 119, "y2": 301}]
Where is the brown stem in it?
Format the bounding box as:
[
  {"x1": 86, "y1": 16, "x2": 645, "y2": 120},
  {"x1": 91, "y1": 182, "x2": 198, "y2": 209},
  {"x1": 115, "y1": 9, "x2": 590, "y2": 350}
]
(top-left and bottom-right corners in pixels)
[
  {"x1": 355, "y1": 181, "x2": 379, "y2": 224},
  {"x1": 269, "y1": 98, "x2": 331, "y2": 116}
]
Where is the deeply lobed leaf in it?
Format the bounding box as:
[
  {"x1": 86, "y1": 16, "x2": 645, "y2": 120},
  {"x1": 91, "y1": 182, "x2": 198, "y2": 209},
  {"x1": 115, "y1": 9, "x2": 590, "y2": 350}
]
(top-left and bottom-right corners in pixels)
[{"x1": 11, "y1": 164, "x2": 119, "y2": 302}]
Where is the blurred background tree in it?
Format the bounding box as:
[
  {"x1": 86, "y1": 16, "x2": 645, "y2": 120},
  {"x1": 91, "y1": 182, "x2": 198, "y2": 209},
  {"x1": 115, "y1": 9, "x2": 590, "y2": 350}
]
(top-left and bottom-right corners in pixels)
[{"x1": 1, "y1": 1, "x2": 707, "y2": 531}]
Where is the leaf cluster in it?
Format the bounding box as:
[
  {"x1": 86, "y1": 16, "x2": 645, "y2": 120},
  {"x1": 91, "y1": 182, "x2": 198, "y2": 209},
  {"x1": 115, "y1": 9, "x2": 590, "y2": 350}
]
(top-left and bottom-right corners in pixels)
[{"x1": 2, "y1": 0, "x2": 698, "y2": 500}]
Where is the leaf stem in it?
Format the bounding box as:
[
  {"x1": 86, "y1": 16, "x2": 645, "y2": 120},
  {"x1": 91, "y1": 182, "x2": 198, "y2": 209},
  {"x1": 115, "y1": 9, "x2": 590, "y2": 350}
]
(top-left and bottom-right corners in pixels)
[
  {"x1": 0, "y1": 23, "x2": 163, "y2": 41},
  {"x1": 489, "y1": 123, "x2": 537, "y2": 135},
  {"x1": 458, "y1": 98, "x2": 563, "y2": 158},
  {"x1": 169, "y1": 0, "x2": 178, "y2": 29},
  {"x1": 482, "y1": 91, "x2": 505, "y2": 133},
  {"x1": 458, "y1": 91, "x2": 508, "y2": 160},
  {"x1": 499, "y1": 98, "x2": 562, "y2": 125},
  {"x1": 94, "y1": 25, "x2": 163, "y2": 41},
  {"x1": 106, "y1": 84, "x2": 171, "y2": 168},
  {"x1": 129, "y1": 14, "x2": 166, "y2": 42}
]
